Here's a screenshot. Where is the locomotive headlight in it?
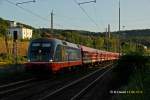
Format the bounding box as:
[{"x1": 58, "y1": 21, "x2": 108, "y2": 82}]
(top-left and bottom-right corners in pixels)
[{"x1": 49, "y1": 59, "x2": 53, "y2": 62}]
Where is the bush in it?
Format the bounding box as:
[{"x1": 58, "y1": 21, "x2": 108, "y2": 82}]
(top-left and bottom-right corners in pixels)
[
  {"x1": 113, "y1": 52, "x2": 148, "y2": 86},
  {"x1": 0, "y1": 53, "x2": 27, "y2": 64},
  {"x1": 0, "y1": 53, "x2": 13, "y2": 63}
]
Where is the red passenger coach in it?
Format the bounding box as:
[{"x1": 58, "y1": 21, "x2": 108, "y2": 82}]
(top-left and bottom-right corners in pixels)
[
  {"x1": 81, "y1": 45, "x2": 119, "y2": 65},
  {"x1": 81, "y1": 45, "x2": 98, "y2": 64}
]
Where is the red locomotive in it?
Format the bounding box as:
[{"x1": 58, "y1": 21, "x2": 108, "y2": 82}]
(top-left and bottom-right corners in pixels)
[{"x1": 25, "y1": 38, "x2": 119, "y2": 73}]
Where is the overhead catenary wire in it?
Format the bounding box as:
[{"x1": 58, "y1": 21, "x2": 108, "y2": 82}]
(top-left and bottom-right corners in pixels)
[
  {"x1": 5, "y1": 0, "x2": 100, "y2": 31},
  {"x1": 73, "y1": 0, "x2": 100, "y2": 31},
  {"x1": 55, "y1": 13, "x2": 86, "y2": 23},
  {"x1": 93, "y1": 3, "x2": 98, "y2": 23},
  {"x1": 52, "y1": 11, "x2": 84, "y2": 30},
  {"x1": 55, "y1": 14, "x2": 95, "y2": 28},
  {"x1": 43, "y1": 10, "x2": 92, "y2": 31},
  {"x1": 93, "y1": 2, "x2": 106, "y2": 32},
  {"x1": 55, "y1": 14, "x2": 92, "y2": 30},
  {"x1": 5, "y1": 0, "x2": 87, "y2": 31},
  {"x1": 5, "y1": 0, "x2": 49, "y2": 22},
  {"x1": 16, "y1": 0, "x2": 36, "y2": 5},
  {"x1": 5, "y1": 0, "x2": 66, "y2": 29},
  {"x1": 78, "y1": 0, "x2": 96, "y2": 5}
]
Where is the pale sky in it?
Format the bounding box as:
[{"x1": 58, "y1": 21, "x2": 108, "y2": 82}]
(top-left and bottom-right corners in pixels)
[{"x1": 0, "y1": 0, "x2": 150, "y2": 32}]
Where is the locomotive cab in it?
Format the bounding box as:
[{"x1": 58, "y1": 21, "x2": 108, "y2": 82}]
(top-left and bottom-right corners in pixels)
[
  {"x1": 25, "y1": 38, "x2": 82, "y2": 74},
  {"x1": 26, "y1": 38, "x2": 54, "y2": 73}
]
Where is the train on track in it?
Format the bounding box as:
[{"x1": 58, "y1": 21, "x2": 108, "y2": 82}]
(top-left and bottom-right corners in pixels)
[{"x1": 25, "y1": 38, "x2": 119, "y2": 73}]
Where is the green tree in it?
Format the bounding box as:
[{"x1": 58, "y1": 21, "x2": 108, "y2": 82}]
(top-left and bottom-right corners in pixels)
[
  {"x1": 0, "y1": 18, "x2": 9, "y2": 53},
  {"x1": 95, "y1": 37, "x2": 104, "y2": 49}
]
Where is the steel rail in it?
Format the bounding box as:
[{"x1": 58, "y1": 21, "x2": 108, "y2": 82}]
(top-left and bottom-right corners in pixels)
[
  {"x1": 0, "y1": 78, "x2": 36, "y2": 96},
  {"x1": 0, "y1": 78, "x2": 35, "y2": 88},
  {"x1": 38, "y1": 64, "x2": 112, "y2": 100},
  {"x1": 71, "y1": 66, "x2": 114, "y2": 100},
  {"x1": 0, "y1": 83, "x2": 32, "y2": 95}
]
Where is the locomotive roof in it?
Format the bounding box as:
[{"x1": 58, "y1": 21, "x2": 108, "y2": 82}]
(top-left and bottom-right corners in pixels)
[
  {"x1": 31, "y1": 38, "x2": 52, "y2": 42},
  {"x1": 30, "y1": 38, "x2": 80, "y2": 49},
  {"x1": 30, "y1": 38, "x2": 119, "y2": 54},
  {"x1": 81, "y1": 45, "x2": 106, "y2": 53},
  {"x1": 80, "y1": 45, "x2": 119, "y2": 55}
]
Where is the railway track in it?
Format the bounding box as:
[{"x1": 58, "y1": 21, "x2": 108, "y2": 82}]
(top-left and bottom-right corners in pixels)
[
  {"x1": 0, "y1": 67, "x2": 98, "y2": 100},
  {"x1": 0, "y1": 63, "x2": 114, "y2": 100},
  {"x1": 37, "y1": 64, "x2": 114, "y2": 100},
  {"x1": 0, "y1": 78, "x2": 36, "y2": 97}
]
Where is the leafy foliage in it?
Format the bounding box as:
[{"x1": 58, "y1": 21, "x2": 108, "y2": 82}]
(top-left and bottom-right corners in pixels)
[
  {"x1": 113, "y1": 52, "x2": 148, "y2": 86},
  {"x1": 0, "y1": 18, "x2": 9, "y2": 36},
  {"x1": 0, "y1": 53, "x2": 26, "y2": 64},
  {"x1": 112, "y1": 53, "x2": 150, "y2": 100}
]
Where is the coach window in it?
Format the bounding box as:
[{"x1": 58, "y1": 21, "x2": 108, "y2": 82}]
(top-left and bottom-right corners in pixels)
[{"x1": 54, "y1": 45, "x2": 62, "y2": 62}]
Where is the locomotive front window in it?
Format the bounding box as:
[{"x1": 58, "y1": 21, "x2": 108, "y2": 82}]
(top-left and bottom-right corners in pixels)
[
  {"x1": 31, "y1": 42, "x2": 51, "y2": 51},
  {"x1": 32, "y1": 43, "x2": 40, "y2": 47},
  {"x1": 29, "y1": 42, "x2": 51, "y2": 62},
  {"x1": 42, "y1": 43, "x2": 51, "y2": 47}
]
